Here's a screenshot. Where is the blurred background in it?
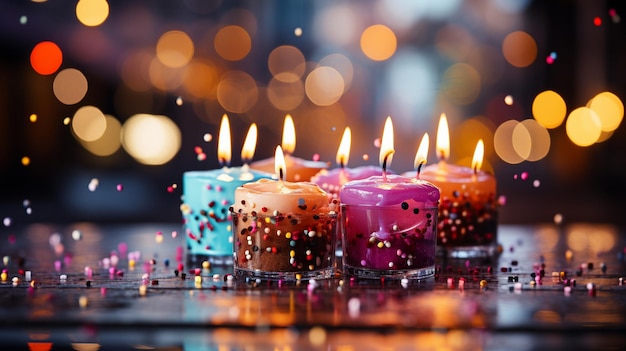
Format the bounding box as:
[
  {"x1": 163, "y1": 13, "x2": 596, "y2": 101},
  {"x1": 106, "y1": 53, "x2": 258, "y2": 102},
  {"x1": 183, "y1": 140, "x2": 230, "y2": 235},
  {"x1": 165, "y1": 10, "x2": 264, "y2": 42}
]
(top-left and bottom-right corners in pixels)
[{"x1": 0, "y1": 0, "x2": 625, "y2": 226}]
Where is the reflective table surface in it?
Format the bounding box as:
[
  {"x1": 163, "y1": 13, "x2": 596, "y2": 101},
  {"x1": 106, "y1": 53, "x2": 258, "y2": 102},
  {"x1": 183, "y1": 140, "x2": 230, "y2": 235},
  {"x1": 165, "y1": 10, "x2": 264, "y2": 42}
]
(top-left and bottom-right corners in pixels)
[{"x1": 1, "y1": 222, "x2": 625, "y2": 350}]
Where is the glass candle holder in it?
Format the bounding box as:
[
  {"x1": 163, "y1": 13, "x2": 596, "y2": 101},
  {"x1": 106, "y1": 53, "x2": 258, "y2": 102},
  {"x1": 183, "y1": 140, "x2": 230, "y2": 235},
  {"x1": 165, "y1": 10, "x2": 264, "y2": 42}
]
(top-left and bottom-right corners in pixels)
[
  {"x1": 232, "y1": 211, "x2": 337, "y2": 280},
  {"x1": 341, "y1": 203, "x2": 438, "y2": 279}
]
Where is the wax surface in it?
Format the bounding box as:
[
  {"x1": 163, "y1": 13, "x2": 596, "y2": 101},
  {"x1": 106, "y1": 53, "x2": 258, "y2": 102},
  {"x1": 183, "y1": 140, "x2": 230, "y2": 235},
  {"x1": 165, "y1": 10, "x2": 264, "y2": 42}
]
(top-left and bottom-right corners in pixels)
[
  {"x1": 181, "y1": 168, "x2": 272, "y2": 258},
  {"x1": 339, "y1": 174, "x2": 440, "y2": 207},
  {"x1": 416, "y1": 162, "x2": 496, "y2": 198},
  {"x1": 232, "y1": 178, "x2": 332, "y2": 215},
  {"x1": 311, "y1": 165, "x2": 388, "y2": 197},
  {"x1": 250, "y1": 155, "x2": 329, "y2": 182}
]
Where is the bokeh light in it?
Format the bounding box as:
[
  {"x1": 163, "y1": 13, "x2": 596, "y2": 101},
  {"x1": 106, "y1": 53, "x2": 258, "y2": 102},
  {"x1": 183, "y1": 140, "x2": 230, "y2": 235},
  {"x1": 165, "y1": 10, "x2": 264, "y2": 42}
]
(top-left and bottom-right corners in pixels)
[
  {"x1": 566, "y1": 107, "x2": 602, "y2": 147},
  {"x1": 441, "y1": 63, "x2": 481, "y2": 105},
  {"x1": 268, "y1": 45, "x2": 306, "y2": 83},
  {"x1": 53, "y1": 68, "x2": 88, "y2": 105},
  {"x1": 156, "y1": 30, "x2": 194, "y2": 68},
  {"x1": 502, "y1": 31, "x2": 537, "y2": 68},
  {"x1": 183, "y1": 59, "x2": 219, "y2": 100},
  {"x1": 318, "y1": 54, "x2": 354, "y2": 91},
  {"x1": 30, "y1": 41, "x2": 63, "y2": 75},
  {"x1": 71, "y1": 105, "x2": 107, "y2": 142},
  {"x1": 360, "y1": 24, "x2": 397, "y2": 61},
  {"x1": 313, "y1": 3, "x2": 359, "y2": 47},
  {"x1": 518, "y1": 119, "x2": 550, "y2": 162},
  {"x1": 120, "y1": 50, "x2": 153, "y2": 92},
  {"x1": 214, "y1": 25, "x2": 251, "y2": 61},
  {"x1": 216, "y1": 70, "x2": 258, "y2": 113},
  {"x1": 452, "y1": 116, "x2": 495, "y2": 164},
  {"x1": 511, "y1": 120, "x2": 532, "y2": 160},
  {"x1": 80, "y1": 115, "x2": 122, "y2": 157},
  {"x1": 267, "y1": 77, "x2": 304, "y2": 111},
  {"x1": 532, "y1": 90, "x2": 567, "y2": 129},
  {"x1": 494, "y1": 120, "x2": 525, "y2": 164},
  {"x1": 587, "y1": 91, "x2": 624, "y2": 132},
  {"x1": 76, "y1": 0, "x2": 109, "y2": 27},
  {"x1": 149, "y1": 57, "x2": 185, "y2": 91},
  {"x1": 121, "y1": 114, "x2": 181, "y2": 165},
  {"x1": 305, "y1": 66, "x2": 344, "y2": 106}
]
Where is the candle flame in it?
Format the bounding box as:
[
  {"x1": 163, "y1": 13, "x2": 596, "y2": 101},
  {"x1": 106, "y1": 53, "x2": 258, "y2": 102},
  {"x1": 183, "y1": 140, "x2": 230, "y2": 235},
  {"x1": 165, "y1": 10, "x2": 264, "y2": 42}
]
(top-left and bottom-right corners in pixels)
[
  {"x1": 336, "y1": 127, "x2": 351, "y2": 167},
  {"x1": 436, "y1": 113, "x2": 450, "y2": 161},
  {"x1": 379, "y1": 116, "x2": 395, "y2": 171},
  {"x1": 282, "y1": 114, "x2": 296, "y2": 155},
  {"x1": 275, "y1": 145, "x2": 287, "y2": 181},
  {"x1": 241, "y1": 123, "x2": 258, "y2": 164},
  {"x1": 414, "y1": 132, "x2": 429, "y2": 170},
  {"x1": 217, "y1": 114, "x2": 231, "y2": 166},
  {"x1": 472, "y1": 139, "x2": 484, "y2": 173}
]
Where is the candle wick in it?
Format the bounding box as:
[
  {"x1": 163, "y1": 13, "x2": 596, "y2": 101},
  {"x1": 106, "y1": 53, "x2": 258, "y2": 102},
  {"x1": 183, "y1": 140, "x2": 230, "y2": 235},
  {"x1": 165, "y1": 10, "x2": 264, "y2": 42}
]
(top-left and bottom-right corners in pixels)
[
  {"x1": 382, "y1": 151, "x2": 393, "y2": 182},
  {"x1": 416, "y1": 162, "x2": 423, "y2": 180},
  {"x1": 219, "y1": 157, "x2": 230, "y2": 168},
  {"x1": 279, "y1": 167, "x2": 284, "y2": 181},
  {"x1": 473, "y1": 164, "x2": 478, "y2": 174},
  {"x1": 439, "y1": 150, "x2": 446, "y2": 161},
  {"x1": 339, "y1": 157, "x2": 345, "y2": 169}
]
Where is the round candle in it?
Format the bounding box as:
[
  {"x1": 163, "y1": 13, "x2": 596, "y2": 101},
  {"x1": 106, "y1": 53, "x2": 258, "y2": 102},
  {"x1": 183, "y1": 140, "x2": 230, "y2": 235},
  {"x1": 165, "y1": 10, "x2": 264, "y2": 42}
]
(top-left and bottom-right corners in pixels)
[
  {"x1": 231, "y1": 146, "x2": 337, "y2": 280},
  {"x1": 181, "y1": 116, "x2": 272, "y2": 262},
  {"x1": 339, "y1": 118, "x2": 440, "y2": 279}
]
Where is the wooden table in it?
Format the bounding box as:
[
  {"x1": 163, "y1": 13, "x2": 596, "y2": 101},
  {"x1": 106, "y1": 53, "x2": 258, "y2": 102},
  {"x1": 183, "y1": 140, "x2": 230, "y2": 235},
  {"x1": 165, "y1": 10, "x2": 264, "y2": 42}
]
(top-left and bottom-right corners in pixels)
[{"x1": 1, "y1": 223, "x2": 625, "y2": 350}]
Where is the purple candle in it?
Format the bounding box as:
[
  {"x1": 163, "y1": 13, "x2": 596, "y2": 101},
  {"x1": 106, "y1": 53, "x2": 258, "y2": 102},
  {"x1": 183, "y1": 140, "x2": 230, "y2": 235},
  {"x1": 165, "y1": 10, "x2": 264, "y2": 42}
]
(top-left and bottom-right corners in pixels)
[{"x1": 340, "y1": 119, "x2": 440, "y2": 279}]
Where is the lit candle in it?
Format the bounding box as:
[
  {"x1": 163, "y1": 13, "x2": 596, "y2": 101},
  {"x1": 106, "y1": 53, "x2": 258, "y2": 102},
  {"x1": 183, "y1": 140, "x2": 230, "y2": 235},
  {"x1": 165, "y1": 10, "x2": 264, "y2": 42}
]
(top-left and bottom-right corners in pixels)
[
  {"x1": 339, "y1": 117, "x2": 440, "y2": 279},
  {"x1": 250, "y1": 114, "x2": 329, "y2": 181},
  {"x1": 311, "y1": 126, "x2": 387, "y2": 199},
  {"x1": 416, "y1": 114, "x2": 498, "y2": 256},
  {"x1": 231, "y1": 146, "x2": 337, "y2": 280},
  {"x1": 181, "y1": 114, "x2": 272, "y2": 263}
]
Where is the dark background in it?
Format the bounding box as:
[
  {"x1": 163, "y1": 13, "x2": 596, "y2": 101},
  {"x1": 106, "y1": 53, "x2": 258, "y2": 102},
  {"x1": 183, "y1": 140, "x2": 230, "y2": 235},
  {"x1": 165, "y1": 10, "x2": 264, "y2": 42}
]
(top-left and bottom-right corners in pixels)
[{"x1": 1, "y1": 0, "x2": 625, "y2": 226}]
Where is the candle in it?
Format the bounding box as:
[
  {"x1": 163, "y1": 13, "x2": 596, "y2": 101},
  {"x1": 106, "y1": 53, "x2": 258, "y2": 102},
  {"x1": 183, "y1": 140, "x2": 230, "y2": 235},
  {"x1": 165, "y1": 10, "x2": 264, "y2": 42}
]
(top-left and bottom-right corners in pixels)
[
  {"x1": 340, "y1": 117, "x2": 440, "y2": 279},
  {"x1": 231, "y1": 146, "x2": 337, "y2": 280},
  {"x1": 181, "y1": 115, "x2": 272, "y2": 263},
  {"x1": 415, "y1": 114, "x2": 498, "y2": 256},
  {"x1": 311, "y1": 127, "x2": 389, "y2": 199},
  {"x1": 250, "y1": 114, "x2": 329, "y2": 181}
]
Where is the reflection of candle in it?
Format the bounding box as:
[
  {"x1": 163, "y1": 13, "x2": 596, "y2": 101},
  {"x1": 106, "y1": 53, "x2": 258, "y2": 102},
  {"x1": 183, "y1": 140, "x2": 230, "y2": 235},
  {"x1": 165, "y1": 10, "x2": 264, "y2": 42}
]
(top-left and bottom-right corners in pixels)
[
  {"x1": 340, "y1": 117, "x2": 440, "y2": 278},
  {"x1": 250, "y1": 114, "x2": 329, "y2": 181},
  {"x1": 231, "y1": 146, "x2": 337, "y2": 280},
  {"x1": 311, "y1": 127, "x2": 387, "y2": 198},
  {"x1": 415, "y1": 114, "x2": 498, "y2": 255},
  {"x1": 181, "y1": 114, "x2": 272, "y2": 263}
]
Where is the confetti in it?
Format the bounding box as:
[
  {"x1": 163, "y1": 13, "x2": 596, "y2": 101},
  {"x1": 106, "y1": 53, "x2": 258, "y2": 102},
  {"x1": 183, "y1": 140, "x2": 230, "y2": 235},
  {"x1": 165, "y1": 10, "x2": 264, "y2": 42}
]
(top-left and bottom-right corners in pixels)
[
  {"x1": 203, "y1": 133, "x2": 213, "y2": 142},
  {"x1": 88, "y1": 178, "x2": 99, "y2": 192},
  {"x1": 116, "y1": 184, "x2": 124, "y2": 192},
  {"x1": 362, "y1": 154, "x2": 369, "y2": 161},
  {"x1": 3, "y1": 217, "x2": 12, "y2": 227},
  {"x1": 21, "y1": 156, "x2": 30, "y2": 166},
  {"x1": 533, "y1": 179, "x2": 541, "y2": 187},
  {"x1": 520, "y1": 172, "x2": 529, "y2": 180},
  {"x1": 553, "y1": 213, "x2": 563, "y2": 225},
  {"x1": 593, "y1": 17, "x2": 602, "y2": 26},
  {"x1": 176, "y1": 96, "x2": 183, "y2": 106},
  {"x1": 504, "y1": 95, "x2": 514, "y2": 105},
  {"x1": 373, "y1": 138, "x2": 381, "y2": 148},
  {"x1": 312, "y1": 153, "x2": 320, "y2": 161},
  {"x1": 72, "y1": 230, "x2": 82, "y2": 240},
  {"x1": 294, "y1": 27, "x2": 303, "y2": 37},
  {"x1": 29, "y1": 114, "x2": 37, "y2": 122},
  {"x1": 19, "y1": 16, "x2": 27, "y2": 25},
  {"x1": 63, "y1": 117, "x2": 71, "y2": 125}
]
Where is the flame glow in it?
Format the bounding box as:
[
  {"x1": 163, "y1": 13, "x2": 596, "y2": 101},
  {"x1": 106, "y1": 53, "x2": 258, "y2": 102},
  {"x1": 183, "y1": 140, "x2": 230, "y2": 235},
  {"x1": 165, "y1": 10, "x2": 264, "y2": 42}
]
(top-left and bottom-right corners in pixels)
[
  {"x1": 414, "y1": 133, "x2": 429, "y2": 169},
  {"x1": 275, "y1": 145, "x2": 287, "y2": 181},
  {"x1": 218, "y1": 114, "x2": 231, "y2": 166},
  {"x1": 282, "y1": 114, "x2": 296, "y2": 154},
  {"x1": 241, "y1": 123, "x2": 258, "y2": 163},
  {"x1": 379, "y1": 116, "x2": 395, "y2": 169},
  {"x1": 472, "y1": 139, "x2": 484, "y2": 172},
  {"x1": 436, "y1": 113, "x2": 450, "y2": 160},
  {"x1": 336, "y1": 127, "x2": 351, "y2": 167}
]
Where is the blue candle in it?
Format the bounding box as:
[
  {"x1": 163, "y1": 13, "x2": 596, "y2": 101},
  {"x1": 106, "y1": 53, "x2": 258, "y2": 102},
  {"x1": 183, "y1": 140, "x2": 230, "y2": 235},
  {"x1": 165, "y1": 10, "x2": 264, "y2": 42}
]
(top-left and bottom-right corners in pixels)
[{"x1": 181, "y1": 116, "x2": 272, "y2": 263}]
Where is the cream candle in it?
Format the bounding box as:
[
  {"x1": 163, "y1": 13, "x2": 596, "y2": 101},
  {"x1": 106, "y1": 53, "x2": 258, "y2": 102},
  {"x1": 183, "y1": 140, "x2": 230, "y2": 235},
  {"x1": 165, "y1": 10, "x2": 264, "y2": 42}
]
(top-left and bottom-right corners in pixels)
[
  {"x1": 181, "y1": 115, "x2": 272, "y2": 264},
  {"x1": 340, "y1": 118, "x2": 440, "y2": 279},
  {"x1": 231, "y1": 146, "x2": 337, "y2": 280},
  {"x1": 416, "y1": 114, "x2": 498, "y2": 256},
  {"x1": 250, "y1": 114, "x2": 329, "y2": 181}
]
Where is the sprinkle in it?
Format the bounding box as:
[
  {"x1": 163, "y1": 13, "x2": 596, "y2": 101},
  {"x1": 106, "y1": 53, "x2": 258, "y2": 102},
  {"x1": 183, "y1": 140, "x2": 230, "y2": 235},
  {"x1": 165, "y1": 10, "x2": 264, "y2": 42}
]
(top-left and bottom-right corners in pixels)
[
  {"x1": 564, "y1": 286, "x2": 572, "y2": 296},
  {"x1": 176, "y1": 96, "x2": 183, "y2": 106},
  {"x1": 88, "y1": 178, "x2": 99, "y2": 192},
  {"x1": 203, "y1": 133, "x2": 213, "y2": 142},
  {"x1": 533, "y1": 179, "x2": 540, "y2": 188},
  {"x1": 400, "y1": 278, "x2": 409, "y2": 288},
  {"x1": 2, "y1": 217, "x2": 11, "y2": 227},
  {"x1": 504, "y1": 95, "x2": 514, "y2": 105},
  {"x1": 79, "y1": 296, "x2": 88, "y2": 308},
  {"x1": 348, "y1": 297, "x2": 360, "y2": 316},
  {"x1": 60, "y1": 274, "x2": 67, "y2": 281},
  {"x1": 139, "y1": 285, "x2": 147, "y2": 296},
  {"x1": 25, "y1": 271, "x2": 31, "y2": 281},
  {"x1": 479, "y1": 280, "x2": 487, "y2": 289},
  {"x1": 2, "y1": 256, "x2": 8, "y2": 265},
  {"x1": 520, "y1": 172, "x2": 529, "y2": 180},
  {"x1": 202, "y1": 261, "x2": 210, "y2": 269},
  {"x1": 194, "y1": 276, "x2": 202, "y2": 284}
]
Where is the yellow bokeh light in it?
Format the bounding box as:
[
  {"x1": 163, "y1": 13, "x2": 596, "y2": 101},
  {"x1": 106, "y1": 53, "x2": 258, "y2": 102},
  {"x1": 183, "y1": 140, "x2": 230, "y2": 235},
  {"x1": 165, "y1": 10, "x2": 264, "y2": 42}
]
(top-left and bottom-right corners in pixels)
[
  {"x1": 121, "y1": 114, "x2": 181, "y2": 165},
  {"x1": 21, "y1": 156, "x2": 31, "y2": 166},
  {"x1": 53, "y1": 68, "x2": 88, "y2": 105},
  {"x1": 453, "y1": 116, "x2": 495, "y2": 165},
  {"x1": 80, "y1": 115, "x2": 122, "y2": 157},
  {"x1": 318, "y1": 54, "x2": 354, "y2": 91},
  {"x1": 305, "y1": 66, "x2": 344, "y2": 106},
  {"x1": 120, "y1": 50, "x2": 153, "y2": 92},
  {"x1": 567, "y1": 224, "x2": 616, "y2": 254},
  {"x1": 216, "y1": 70, "x2": 258, "y2": 113},
  {"x1": 532, "y1": 90, "x2": 567, "y2": 129},
  {"x1": 565, "y1": 107, "x2": 602, "y2": 147},
  {"x1": 268, "y1": 45, "x2": 306, "y2": 83},
  {"x1": 156, "y1": 30, "x2": 194, "y2": 68},
  {"x1": 588, "y1": 91, "x2": 624, "y2": 132},
  {"x1": 360, "y1": 24, "x2": 397, "y2": 61},
  {"x1": 149, "y1": 57, "x2": 185, "y2": 91},
  {"x1": 502, "y1": 31, "x2": 537, "y2": 68},
  {"x1": 29, "y1": 114, "x2": 37, "y2": 123},
  {"x1": 214, "y1": 25, "x2": 251, "y2": 61},
  {"x1": 511, "y1": 120, "x2": 532, "y2": 160},
  {"x1": 76, "y1": 0, "x2": 109, "y2": 27},
  {"x1": 519, "y1": 119, "x2": 551, "y2": 161},
  {"x1": 71, "y1": 105, "x2": 107, "y2": 142},
  {"x1": 183, "y1": 59, "x2": 219, "y2": 100},
  {"x1": 441, "y1": 63, "x2": 481, "y2": 105},
  {"x1": 267, "y1": 77, "x2": 304, "y2": 111},
  {"x1": 494, "y1": 120, "x2": 525, "y2": 164}
]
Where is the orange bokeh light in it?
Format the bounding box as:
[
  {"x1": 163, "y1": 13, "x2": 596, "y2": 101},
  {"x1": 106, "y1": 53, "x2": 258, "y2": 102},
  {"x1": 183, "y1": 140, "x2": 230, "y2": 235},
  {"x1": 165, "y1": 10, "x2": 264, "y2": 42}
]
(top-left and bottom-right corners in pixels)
[{"x1": 30, "y1": 41, "x2": 63, "y2": 75}]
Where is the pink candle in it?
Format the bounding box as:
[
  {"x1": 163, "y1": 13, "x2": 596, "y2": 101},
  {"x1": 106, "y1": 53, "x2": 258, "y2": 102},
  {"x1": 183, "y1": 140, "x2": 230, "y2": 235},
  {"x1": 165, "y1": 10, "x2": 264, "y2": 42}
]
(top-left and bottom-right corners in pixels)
[
  {"x1": 340, "y1": 118, "x2": 440, "y2": 279},
  {"x1": 250, "y1": 114, "x2": 328, "y2": 181}
]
